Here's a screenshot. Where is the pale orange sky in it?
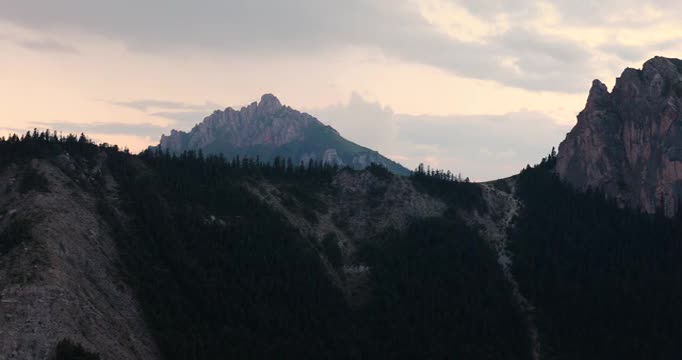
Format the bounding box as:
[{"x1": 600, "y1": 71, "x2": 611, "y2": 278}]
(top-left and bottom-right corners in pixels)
[{"x1": 1, "y1": 0, "x2": 680, "y2": 180}]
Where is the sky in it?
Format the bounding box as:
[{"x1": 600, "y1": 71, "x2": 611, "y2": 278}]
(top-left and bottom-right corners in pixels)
[{"x1": 0, "y1": 0, "x2": 680, "y2": 181}]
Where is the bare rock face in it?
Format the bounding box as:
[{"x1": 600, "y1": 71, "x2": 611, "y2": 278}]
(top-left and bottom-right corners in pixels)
[
  {"x1": 556, "y1": 56, "x2": 682, "y2": 215},
  {"x1": 159, "y1": 94, "x2": 410, "y2": 175},
  {"x1": 160, "y1": 94, "x2": 317, "y2": 150},
  {"x1": 0, "y1": 157, "x2": 160, "y2": 360}
]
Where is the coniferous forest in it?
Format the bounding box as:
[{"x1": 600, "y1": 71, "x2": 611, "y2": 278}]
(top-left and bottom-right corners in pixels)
[
  {"x1": 107, "y1": 145, "x2": 531, "y2": 360},
  {"x1": 0, "y1": 132, "x2": 530, "y2": 359},
  {"x1": 3, "y1": 131, "x2": 682, "y2": 359},
  {"x1": 510, "y1": 155, "x2": 682, "y2": 359}
]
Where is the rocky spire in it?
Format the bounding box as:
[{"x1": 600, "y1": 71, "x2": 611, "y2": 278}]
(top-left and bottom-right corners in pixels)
[
  {"x1": 584, "y1": 79, "x2": 611, "y2": 112},
  {"x1": 556, "y1": 56, "x2": 682, "y2": 216},
  {"x1": 257, "y1": 94, "x2": 283, "y2": 114}
]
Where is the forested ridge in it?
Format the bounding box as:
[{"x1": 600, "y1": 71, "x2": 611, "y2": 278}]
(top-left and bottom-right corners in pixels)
[
  {"x1": 511, "y1": 154, "x2": 682, "y2": 359},
  {"x1": 7, "y1": 130, "x2": 682, "y2": 360},
  {"x1": 107, "y1": 146, "x2": 531, "y2": 360},
  {"x1": 0, "y1": 131, "x2": 530, "y2": 359}
]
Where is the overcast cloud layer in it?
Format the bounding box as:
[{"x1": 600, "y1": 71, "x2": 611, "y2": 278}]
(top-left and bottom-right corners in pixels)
[
  {"x1": 3, "y1": 0, "x2": 679, "y2": 92},
  {"x1": 0, "y1": 0, "x2": 680, "y2": 179}
]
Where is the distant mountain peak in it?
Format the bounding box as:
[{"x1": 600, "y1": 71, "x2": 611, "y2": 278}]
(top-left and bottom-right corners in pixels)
[
  {"x1": 158, "y1": 94, "x2": 410, "y2": 175},
  {"x1": 556, "y1": 55, "x2": 682, "y2": 215},
  {"x1": 257, "y1": 93, "x2": 283, "y2": 113}
]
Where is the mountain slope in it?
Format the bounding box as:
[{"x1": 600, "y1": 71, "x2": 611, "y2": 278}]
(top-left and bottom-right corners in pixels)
[
  {"x1": 5, "y1": 120, "x2": 682, "y2": 359},
  {"x1": 511, "y1": 156, "x2": 682, "y2": 359},
  {"x1": 556, "y1": 56, "x2": 682, "y2": 215},
  {"x1": 0, "y1": 134, "x2": 530, "y2": 360},
  {"x1": 159, "y1": 94, "x2": 411, "y2": 175},
  {"x1": 113, "y1": 149, "x2": 530, "y2": 360},
  {"x1": 0, "y1": 151, "x2": 159, "y2": 359}
]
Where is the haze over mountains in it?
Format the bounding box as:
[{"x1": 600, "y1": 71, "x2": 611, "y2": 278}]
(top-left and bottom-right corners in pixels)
[
  {"x1": 159, "y1": 94, "x2": 410, "y2": 175},
  {"x1": 3, "y1": 56, "x2": 682, "y2": 360},
  {"x1": 158, "y1": 55, "x2": 682, "y2": 216}
]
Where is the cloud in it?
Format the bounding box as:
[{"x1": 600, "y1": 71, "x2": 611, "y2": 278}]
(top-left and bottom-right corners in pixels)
[
  {"x1": 0, "y1": 29, "x2": 78, "y2": 53},
  {"x1": 111, "y1": 99, "x2": 221, "y2": 112},
  {"x1": 306, "y1": 92, "x2": 397, "y2": 150},
  {"x1": 149, "y1": 111, "x2": 211, "y2": 129},
  {"x1": 16, "y1": 38, "x2": 77, "y2": 53},
  {"x1": 447, "y1": 1, "x2": 682, "y2": 64},
  {"x1": 311, "y1": 93, "x2": 571, "y2": 181},
  {"x1": 0, "y1": 0, "x2": 603, "y2": 92},
  {"x1": 598, "y1": 38, "x2": 680, "y2": 62},
  {"x1": 453, "y1": 0, "x2": 671, "y2": 26},
  {"x1": 108, "y1": 98, "x2": 221, "y2": 129}
]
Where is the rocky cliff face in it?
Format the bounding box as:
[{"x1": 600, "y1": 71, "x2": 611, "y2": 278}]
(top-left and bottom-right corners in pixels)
[
  {"x1": 159, "y1": 94, "x2": 410, "y2": 175},
  {"x1": 556, "y1": 56, "x2": 682, "y2": 216},
  {"x1": 0, "y1": 156, "x2": 159, "y2": 360},
  {"x1": 160, "y1": 94, "x2": 318, "y2": 150}
]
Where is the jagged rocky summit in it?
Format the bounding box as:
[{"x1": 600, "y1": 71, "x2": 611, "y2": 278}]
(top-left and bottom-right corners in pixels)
[
  {"x1": 159, "y1": 94, "x2": 410, "y2": 175},
  {"x1": 556, "y1": 56, "x2": 682, "y2": 216}
]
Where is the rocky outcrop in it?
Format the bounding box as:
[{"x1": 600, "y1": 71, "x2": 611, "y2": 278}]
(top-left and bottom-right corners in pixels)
[
  {"x1": 556, "y1": 56, "x2": 682, "y2": 216},
  {"x1": 159, "y1": 94, "x2": 410, "y2": 175},
  {"x1": 0, "y1": 156, "x2": 159, "y2": 360},
  {"x1": 247, "y1": 169, "x2": 446, "y2": 307},
  {"x1": 462, "y1": 177, "x2": 542, "y2": 360}
]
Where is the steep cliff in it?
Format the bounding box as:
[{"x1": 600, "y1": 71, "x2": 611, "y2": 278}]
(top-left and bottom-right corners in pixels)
[{"x1": 556, "y1": 56, "x2": 682, "y2": 215}]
